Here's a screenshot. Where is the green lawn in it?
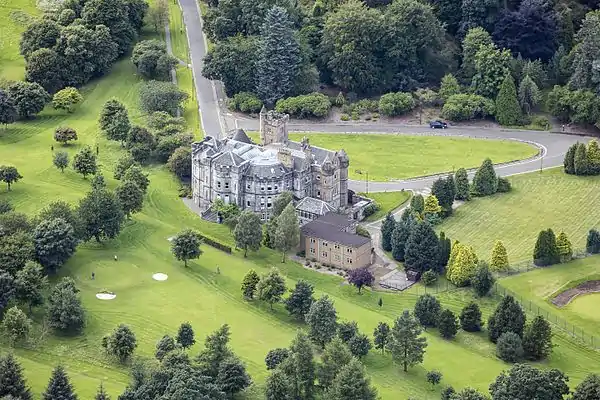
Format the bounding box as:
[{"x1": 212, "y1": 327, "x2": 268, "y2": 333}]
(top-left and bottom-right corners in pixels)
[
  {"x1": 499, "y1": 256, "x2": 600, "y2": 339},
  {"x1": 360, "y1": 191, "x2": 411, "y2": 222},
  {"x1": 438, "y1": 169, "x2": 600, "y2": 263},
  {"x1": 0, "y1": 0, "x2": 39, "y2": 81},
  {"x1": 249, "y1": 133, "x2": 538, "y2": 181}
]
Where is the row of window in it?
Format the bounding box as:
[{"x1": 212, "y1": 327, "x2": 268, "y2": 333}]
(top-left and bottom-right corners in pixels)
[
  {"x1": 308, "y1": 248, "x2": 353, "y2": 264},
  {"x1": 246, "y1": 197, "x2": 273, "y2": 209},
  {"x1": 308, "y1": 240, "x2": 352, "y2": 254}
]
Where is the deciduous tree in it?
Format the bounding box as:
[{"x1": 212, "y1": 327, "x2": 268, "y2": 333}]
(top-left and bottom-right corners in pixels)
[
  {"x1": 155, "y1": 334, "x2": 177, "y2": 361},
  {"x1": 373, "y1": 322, "x2": 390, "y2": 354},
  {"x1": 234, "y1": 211, "x2": 262, "y2": 257},
  {"x1": 347, "y1": 266, "x2": 374, "y2": 294},
  {"x1": 472, "y1": 43, "x2": 512, "y2": 98},
  {"x1": 53, "y1": 151, "x2": 69, "y2": 172},
  {"x1": 48, "y1": 278, "x2": 85, "y2": 333},
  {"x1": 2, "y1": 306, "x2": 32, "y2": 345},
  {"x1": 241, "y1": 269, "x2": 260, "y2": 299},
  {"x1": 257, "y1": 268, "x2": 287, "y2": 310},
  {"x1": 52, "y1": 87, "x2": 83, "y2": 113},
  {"x1": 167, "y1": 146, "x2": 191, "y2": 180},
  {"x1": 72, "y1": 146, "x2": 98, "y2": 178},
  {"x1": 171, "y1": 229, "x2": 202, "y2": 267},
  {"x1": 439, "y1": 74, "x2": 461, "y2": 101},
  {"x1": 572, "y1": 374, "x2": 600, "y2": 400},
  {"x1": 115, "y1": 180, "x2": 144, "y2": 219},
  {"x1": 489, "y1": 364, "x2": 569, "y2": 400},
  {"x1": 102, "y1": 324, "x2": 137, "y2": 363},
  {"x1": 15, "y1": 261, "x2": 48, "y2": 313},
  {"x1": 265, "y1": 348, "x2": 290, "y2": 370},
  {"x1": 387, "y1": 310, "x2": 427, "y2": 372},
  {"x1": 7, "y1": 81, "x2": 50, "y2": 119},
  {"x1": 0, "y1": 271, "x2": 15, "y2": 312},
  {"x1": 274, "y1": 203, "x2": 300, "y2": 262},
  {"x1": 0, "y1": 166, "x2": 22, "y2": 191},
  {"x1": 461, "y1": 27, "x2": 493, "y2": 81},
  {"x1": 306, "y1": 295, "x2": 338, "y2": 348},
  {"x1": 33, "y1": 218, "x2": 78, "y2": 273},
  {"x1": 426, "y1": 370, "x2": 443, "y2": 389},
  {"x1": 139, "y1": 80, "x2": 188, "y2": 116},
  {"x1": 272, "y1": 191, "x2": 293, "y2": 218},
  {"x1": 99, "y1": 99, "x2": 131, "y2": 144},
  {"x1": 285, "y1": 280, "x2": 314, "y2": 321},
  {"x1": 77, "y1": 187, "x2": 124, "y2": 243},
  {"x1": 176, "y1": 321, "x2": 195, "y2": 349},
  {"x1": 122, "y1": 165, "x2": 149, "y2": 192}
]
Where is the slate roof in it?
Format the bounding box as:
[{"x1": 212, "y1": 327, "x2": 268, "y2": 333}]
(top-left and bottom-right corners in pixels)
[
  {"x1": 296, "y1": 197, "x2": 336, "y2": 215},
  {"x1": 301, "y1": 212, "x2": 369, "y2": 248},
  {"x1": 212, "y1": 151, "x2": 245, "y2": 167},
  {"x1": 230, "y1": 129, "x2": 253, "y2": 144}
]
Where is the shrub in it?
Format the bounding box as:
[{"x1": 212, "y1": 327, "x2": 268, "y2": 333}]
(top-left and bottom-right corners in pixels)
[
  {"x1": 421, "y1": 270, "x2": 437, "y2": 286},
  {"x1": 362, "y1": 202, "x2": 380, "y2": 218},
  {"x1": 530, "y1": 115, "x2": 550, "y2": 130},
  {"x1": 132, "y1": 40, "x2": 177, "y2": 80},
  {"x1": 139, "y1": 80, "x2": 188, "y2": 116},
  {"x1": 586, "y1": 229, "x2": 600, "y2": 254},
  {"x1": 178, "y1": 184, "x2": 192, "y2": 198},
  {"x1": 496, "y1": 177, "x2": 511, "y2": 192},
  {"x1": 355, "y1": 225, "x2": 371, "y2": 238},
  {"x1": 54, "y1": 126, "x2": 78, "y2": 145},
  {"x1": 340, "y1": 113, "x2": 350, "y2": 121},
  {"x1": 496, "y1": 331, "x2": 523, "y2": 363},
  {"x1": 52, "y1": 87, "x2": 83, "y2": 113},
  {"x1": 378, "y1": 92, "x2": 415, "y2": 116},
  {"x1": 228, "y1": 92, "x2": 263, "y2": 114},
  {"x1": 168, "y1": 146, "x2": 192, "y2": 180},
  {"x1": 275, "y1": 92, "x2": 331, "y2": 118},
  {"x1": 441, "y1": 94, "x2": 495, "y2": 121},
  {"x1": 460, "y1": 302, "x2": 483, "y2": 332},
  {"x1": 351, "y1": 112, "x2": 359, "y2": 120}
]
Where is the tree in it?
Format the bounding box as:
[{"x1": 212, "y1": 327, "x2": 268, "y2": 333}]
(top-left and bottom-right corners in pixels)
[
  {"x1": 569, "y1": 11, "x2": 600, "y2": 93},
  {"x1": 77, "y1": 188, "x2": 124, "y2": 243},
  {"x1": 233, "y1": 211, "x2": 262, "y2": 257},
  {"x1": 54, "y1": 127, "x2": 78, "y2": 146},
  {"x1": 171, "y1": 229, "x2": 202, "y2": 267},
  {"x1": 265, "y1": 348, "x2": 290, "y2": 370},
  {"x1": 453, "y1": 387, "x2": 488, "y2": 400},
  {"x1": 348, "y1": 333, "x2": 371, "y2": 358},
  {"x1": 33, "y1": 218, "x2": 78, "y2": 273},
  {"x1": 438, "y1": 231, "x2": 452, "y2": 269},
  {"x1": 0, "y1": 166, "x2": 22, "y2": 191},
  {"x1": 155, "y1": 334, "x2": 177, "y2": 361},
  {"x1": 0, "y1": 231, "x2": 34, "y2": 276},
  {"x1": 556, "y1": 231, "x2": 573, "y2": 263},
  {"x1": 0, "y1": 353, "x2": 32, "y2": 400},
  {"x1": 265, "y1": 369, "x2": 293, "y2": 400},
  {"x1": 461, "y1": 27, "x2": 493, "y2": 80},
  {"x1": 460, "y1": 302, "x2": 483, "y2": 332},
  {"x1": 327, "y1": 358, "x2": 378, "y2": 400},
  {"x1": 438, "y1": 309, "x2": 458, "y2": 339},
  {"x1": 471, "y1": 262, "x2": 495, "y2": 296},
  {"x1": 439, "y1": 74, "x2": 461, "y2": 101},
  {"x1": 241, "y1": 269, "x2": 260, "y2": 300},
  {"x1": 414, "y1": 294, "x2": 441, "y2": 328},
  {"x1": 423, "y1": 194, "x2": 442, "y2": 223},
  {"x1": 0, "y1": 90, "x2": 18, "y2": 126},
  {"x1": 81, "y1": 0, "x2": 139, "y2": 55},
  {"x1": 272, "y1": 191, "x2": 293, "y2": 218},
  {"x1": 15, "y1": 261, "x2": 48, "y2": 313},
  {"x1": 72, "y1": 146, "x2": 98, "y2": 178},
  {"x1": 24, "y1": 48, "x2": 64, "y2": 94},
  {"x1": 131, "y1": 40, "x2": 178, "y2": 81},
  {"x1": 387, "y1": 310, "x2": 427, "y2": 372},
  {"x1": 431, "y1": 177, "x2": 454, "y2": 217},
  {"x1": 496, "y1": 331, "x2": 524, "y2": 363},
  {"x1": 48, "y1": 278, "x2": 85, "y2": 333},
  {"x1": 53, "y1": 151, "x2": 69, "y2": 172},
  {"x1": 122, "y1": 165, "x2": 149, "y2": 192},
  {"x1": 447, "y1": 245, "x2": 478, "y2": 287},
  {"x1": 410, "y1": 194, "x2": 425, "y2": 214},
  {"x1": 287, "y1": 330, "x2": 316, "y2": 399},
  {"x1": 496, "y1": 74, "x2": 522, "y2": 126},
  {"x1": 347, "y1": 267, "x2": 374, "y2": 294},
  {"x1": 167, "y1": 146, "x2": 191, "y2": 180},
  {"x1": 274, "y1": 203, "x2": 300, "y2": 262},
  {"x1": 522, "y1": 316, "x2": 552, "y2": 361},
  {"x1": 19, "y1": 18, "x2": 61, "y2": 59},
  {"x1": 102, "y1": 324, "x2": 137, "y2": 363},
  {"x1": 421, "y1": 270, "x2": 438, "y2": 286},
  {"x1": 472, "y1": 158, "x2": 498, "y2": 196},
  {"x1": 489, "y1": 364, "x2": 569, "y2": 400},
  {"x1": 472, "y1": 43, "x2": 512, "y2": 98},
  {"x1": 572, "y1": 374, "x2": 600, "y2": 400},
  {"x1": 518, "y1": 75, "x2": 541, "y2": 115},
  {"x1": 148, "y1": 0, "x2": 169, "y2": 31},
  {"x1": 441, "y1": 385, "x2": 456, "y2": 400},
  {"x1": 7, "y1": 81, "x2": 50, "y2": 119},
  {"x1": 533, "y1": 228, "x2": 560, "y2": 266},
  {"x1": 404, "y1": 222, "x2": 440, "y2": 274},
  {"x1": 373, "y1": 322, "x2": 390, "y2": 354},
  {"x1": 564, "y1": 143, "x2": 577, "y2": 174},
  {"x1": 490, "y1": 240, "x2": 509, "y2": 271},
  {"x1": 99, "y1": 99, "x2": 130, "y2": 144},
  {"x1": 52, "y1": 87, "x2": 83, "y2": 113},
  {"x1": 338, "y1": 321, "x2": 359, "y2": 343},
  {"x1": 0, "y1": 271, "x2": 15, "y2": 312},
  {"x1": 216, "y1": 354, "x2": 252, "y2": 396},
  {"x1": 586, "y1": 229, "x2": 600, "y2": 254},
  {"x1": 305, "y1": 295, "x2": 338, "y2": 348},
  {"x1": 380, "y1": 213, "x2": 396, "y2": 252},
  {"x1": 317, "y1": 337, "x2": 353, "y2": 389},
  {"x1": 391, "y1": 221, "x2": 411, "y2": 262},
  {"x1": 257, "y1": 268, "x2": 287, "y2": 310},
  {"x1": 488, "y1": 295, "x2": 526, "y2": 343},
  {"x1": 426, "y1": 370, "x2": 443, "y2": 389},
  {"x1": 454, "y1": 168, "x2": 471, "y2": 201},
  {"x1": 94, "y1": 383, "x2": 110, "y2": 400},
  {"x1": 176, "y1": 321, "x2": 195, "y2": 349},
  {"x1": 574, "y1": 143, "x2": 589, "y2": 176},
  {"x1": 43, "y1": 365, "x2": 78, "y2": 400},
  {"x1": 2, "y1": 306, "x2": 32, "y2": 345},
  {"x1": 115, "y1": 180, "x2": 144, "y2": 219},
  {"x1": 196, "y1": 324, "x2": 233, "y2": 379},
  {"x1": 139, "y1": 80, "x2": 188, "y2": 116},
  {"x1": 285, "y1": 280, "x2": 314, "y2": 321}
]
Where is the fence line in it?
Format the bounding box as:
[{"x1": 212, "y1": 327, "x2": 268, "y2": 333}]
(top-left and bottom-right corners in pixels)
[{"x1": 493, "y1": 248, "x2": 589, "y2": 279}]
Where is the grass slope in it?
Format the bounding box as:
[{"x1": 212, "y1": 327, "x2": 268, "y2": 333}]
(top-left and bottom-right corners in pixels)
[
  {"x1": 0, "y1": 0, "x2": 39, "y2": 81},
  {"x1": 285, "y1": 133, "x2": 538, "y2": 181},
  {"x1": 360, "y1": 191, "x2": 411, "y2": 222},
  {"x1": 438, "y1": 169, "x2": 600, "y2": 262}
]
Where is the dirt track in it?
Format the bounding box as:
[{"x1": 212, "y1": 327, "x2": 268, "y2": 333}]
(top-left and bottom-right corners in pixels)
[{"x1": 551, "y1": 280, "x2": 600, "y2": 307}]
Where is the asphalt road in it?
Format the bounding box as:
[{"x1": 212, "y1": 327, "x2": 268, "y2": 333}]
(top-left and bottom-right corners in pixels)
[{"x1": 180, "y1": 0, "x2": 592, "y2": 192}]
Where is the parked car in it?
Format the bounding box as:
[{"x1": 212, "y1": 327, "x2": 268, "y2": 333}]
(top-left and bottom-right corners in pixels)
[{"x1": 429, "y1": 120, "x2": 448, "y2": 129}]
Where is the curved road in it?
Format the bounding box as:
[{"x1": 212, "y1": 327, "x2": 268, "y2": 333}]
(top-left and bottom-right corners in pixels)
[{"x1": 178, "y1": 0, "x2": 592, "y2": 193}]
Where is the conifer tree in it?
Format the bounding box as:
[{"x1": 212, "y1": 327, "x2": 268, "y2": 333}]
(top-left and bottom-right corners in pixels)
[
  {"x1": 94, "y1": 382, "x2": 110, "y2": 400},
  {"x1": 256, "y1": 6, "x2": 301, "y2": 106},
  {"x1": 387, "y1": 310, "x2": 427, "y2": 372},
  {"x1": 488, "y1": 295, "x2": 526, "y2": 343},
  {"x1": 459, "y1": 302, "x2": 483, "y2": 332},
  {"x1": 317, "y1": 337, "x2": 353, "y2": 390},
  {"x1": 0, "y1": 353, "x2": 32, "y2": 400},
  {"x1": 43, "y1": 365, "x2": 78, "y2": 400},
  {"x1": 490, "y1": 240, "x2": 509, "y2": 271},
  {"x1": 431, "y1": 177, "x2": 454, "y2": 217},
  {"x1": 391, "y1": 221, "x2": 410, "y2": 262},
  {"x1": 574, "y1": 142, "x2": 589, "y2": 176},
  {"x1": 586, "y1": 229, "x2": 600, "y2": 254},
  {"x1": 234, "y1": 211, "x2": 262, "y2": 257},
  {"x1": 454, "y1": 168, "x2": 471, "y2": 201},
  {"x1": 380, "y1": 213, "x2": 395, "y2": 252},
  {"x1": 305, "y1": 295, "x2": 338, "y2": 348},
  {"x1": 439, "y1": 73, "x2": 460, "y2": 101},
  {"x1": 533, "y1": 228, "x2": 560, "y2": 266},
  {"x1": 404, "y1": 222, "x2": 440, "y2": 274},
  {"x1": 556, "y1": 231, "x2": 573, "y2": 263},
  {"x1": 447, "y1": 245, "x2": 478, "y2": 286},
  {"x1": 522, "y1": 315, "x2": 553, "y2": 360},
  {"x1": 327, "y1": 358, "x2": 378, "y2": 400},
  {"x1": 285, "y1": 280, "x2": 315, "y2": 321},
  {"x1": 265, "y1": 368, "x2": 293, "y2": 400},
  {"x1": 438, "y1": 309, "x2": 458, "y2": 339},
  {"x1": 518, "y1": 75, "x2": 541, "y2": 114},
  {"x1": 471, "y1": 262, "x2": 495, "y2": 296},
  {"x1": 241, "y1": 269, "x2": 260, "y2": 299},
  {"x1": 572, "y1": 374, "x2": 600, "y2": 400},
  {"x1": 373, "y1": 322, "x2": 390, "y2": 354},
  {"x1": 288, "y1": 330, "x2": 315, "y2": 399},
  {"x1": 414, "y1": 294, "x2": 441, "y2": 328},
  {"x1": 423, "y1": 195, "x2": 442, "y2": 224},
  {"x1": 564, "y1": 143, "x2": 577, "y2": 174},
  {"x1": 438, "y1": 232, "x2": 451, "y2": 269},
  {"x1": 472, "y1": 158, "x2": 498, "y2": 196},
  {"x1": 587, "y1": 139, "x2": 600, "y2": 174},
  {"x1": 446, "y1": 240, "x2": 462, "y2": 278},
  {"x1": 176, "y1": 322, "x2": 195, "y2": 349},
  {"x1": 410, "y1": 194, "x2": 425, "y2": 215}
]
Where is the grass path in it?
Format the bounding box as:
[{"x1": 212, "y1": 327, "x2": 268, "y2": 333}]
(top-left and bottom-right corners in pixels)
[{"x1": 438, "y1": 169, "x2": 600, "y2": 262}]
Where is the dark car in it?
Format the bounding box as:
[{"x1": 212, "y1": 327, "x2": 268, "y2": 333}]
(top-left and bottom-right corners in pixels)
[{"x1": 429, "y1": 120, "x2": 448, "y2": 129}]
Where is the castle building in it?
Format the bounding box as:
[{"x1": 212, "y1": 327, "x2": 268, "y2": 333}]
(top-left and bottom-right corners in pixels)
[{"x1": 191, "y1": 108, "x2": 349, "y2": 222}]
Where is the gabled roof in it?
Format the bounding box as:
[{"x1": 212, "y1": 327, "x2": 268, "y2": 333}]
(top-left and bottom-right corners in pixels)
[
  {"x1": 230, "y1": 129, "x2": 253, "y2": 144},
  {"x1": 301, "y1": 213, "x2": 370, "y2": 248},
  {"x1": 212, "y1": 151, "x2": 245, "y2": 167},
  {"x1": 296, "y1": 197, "x2": 336, "y2": 215}
]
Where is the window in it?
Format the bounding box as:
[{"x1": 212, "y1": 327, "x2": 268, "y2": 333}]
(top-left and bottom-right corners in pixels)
[
  {"x1": 260, "y1": 197, "x2": 265, "y2": 209},
  {"x1": 346, "y1": 258, "x2": 353, "y2": 264},
  {"x1": 267, "y1": 185, "x2": 272, "y2": 191},
  {"x1": 310, "y1": 238, "x2": 316, "y2": 244},
  {"x1": 267, "y1": 197, "x2": 272, "y2": 208},
  {"x1": 347, "y1": 248, "x2": 353, "y2": 254},
  {"x1": 261, "y1": 185, "x2": 265, "y2": 191},
  {"x1": 323, "y1": 241, "x2": 328, "y2": 247},
  {"x1": 261, "y1": 213, "x2": 266, "y2": 220},
  {"x1": 335, "y1": 173, "x2": 338, "y2": 179},
  {"x1": 247, "y1": 183, "x2": 251, "y2": 190},
  {"x1": 322, "y1": 252, "x2": 328, "y2": 257},
  {"x1": 310, "y1": 248, "x2": 315, "y2": 254},
  {"x1": 317, "y1": 190, "x2": 321, "y2": 198},
  {"x1": 317, "y1": 175, "x2": 321, "y2": 180},
  {"x1": 334, "y1": 244, "x2": 340, "y2": 249},
  {"x1": 225, "y1": 182, "x2": 229, "y2": 189},
  {"x1": 217, "y1": 181, "x2": 221, "y2": 189},
  {"x1": 274, "y1": 184, "x2": 278, "y2": 190},
  {"x1": 246, "y1": 200, "x2": 251, "y2": 207}
]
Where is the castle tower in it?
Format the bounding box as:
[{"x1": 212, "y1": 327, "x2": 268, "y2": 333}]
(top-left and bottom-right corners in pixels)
[{"x1": 260, "y1": 108, "x2": 289, "y2": 146}]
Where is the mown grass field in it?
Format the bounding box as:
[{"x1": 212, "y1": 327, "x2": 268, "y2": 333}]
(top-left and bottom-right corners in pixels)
[
  {"x1": 500, "y1": 255, "x2": 600, "y2": 338},
  {"x1": 0, "y1": 0, "x2": 39, "y2": 81},
  {"x1": 360, "y1": 190, "x2": 411, "y2": 222},
  {"x1": 438, "y1": 169, "x2": 600, "y2": 263},
  {"x1": 284, "y1": 133, "x2": 538, "y2": 181}
]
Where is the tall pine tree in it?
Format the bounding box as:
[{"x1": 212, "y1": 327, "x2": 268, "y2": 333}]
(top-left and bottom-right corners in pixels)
[
  {"x1": 391, "y1": 221, "x2": 411, "y2": 262},
  {"x1": 380, "y1": 213, "x2": 395, "y2": 252},
  {"x1": 574, "y1": 142, "x2": 589, "y2": 176},
  {"x1": 495, "y1": 74, "x2": 522, "y2": 126},
  {"x1": 0, "y1": 353, "x2": 32, "y2": 400},
  {"x1": 404, "y1": 222, "x2": 440, "y2": 274},
  {"x1": 472, "y1": 158, "x2": 498, "y2": 196},
  {"x1": 454, "y1": 168, "x2": 471, "y2": 201},
  {"x1": 43, "y1": 365, "x2": 78, "y2": 400},
  {"x1": 256, "y1": 6, "x2": 301, "y2": 106},
  {"x1": 533, "y1": 228, "x2": 560, "y2": 266}
]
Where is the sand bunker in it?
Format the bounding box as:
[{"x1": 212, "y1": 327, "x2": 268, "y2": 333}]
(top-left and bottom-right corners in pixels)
[
  {"x1": 153, "y1": 273, "x2": 169, "y2": 281},
  {"x1": 551, "y1": 280, "x2": 600, "y2": 307},
  {"x1": 96, "y1": 293, "x2": 116, "y2": 300}
]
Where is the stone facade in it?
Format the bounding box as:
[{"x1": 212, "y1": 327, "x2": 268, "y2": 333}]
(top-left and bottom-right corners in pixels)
[{"x1": 191, "y1": 109, "x2": 349, "y2": 221}]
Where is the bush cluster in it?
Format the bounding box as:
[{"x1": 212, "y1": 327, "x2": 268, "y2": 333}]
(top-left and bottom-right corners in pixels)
[
  {"x1": 228, "y1": 92, "x2": 263, "y2": 114},
  {"x1": 441, "y1": 94, "x2": 495, "y2": 121},
  {"x1": 378, "y1": 92, "x2": 415, "y2": 116},
  {"x1": 275, "y1": 92, "x2": 331, "y2": 118}
]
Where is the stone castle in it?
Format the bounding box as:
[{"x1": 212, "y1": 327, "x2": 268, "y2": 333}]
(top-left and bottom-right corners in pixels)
[{"x1": 191, "y1": 108, "x2": 349, "y2": 221}]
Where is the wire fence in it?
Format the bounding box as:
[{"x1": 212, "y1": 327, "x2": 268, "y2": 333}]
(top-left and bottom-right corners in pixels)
[{"x1": 492, "y1": 248, "x2": 589, "y2": 278}]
